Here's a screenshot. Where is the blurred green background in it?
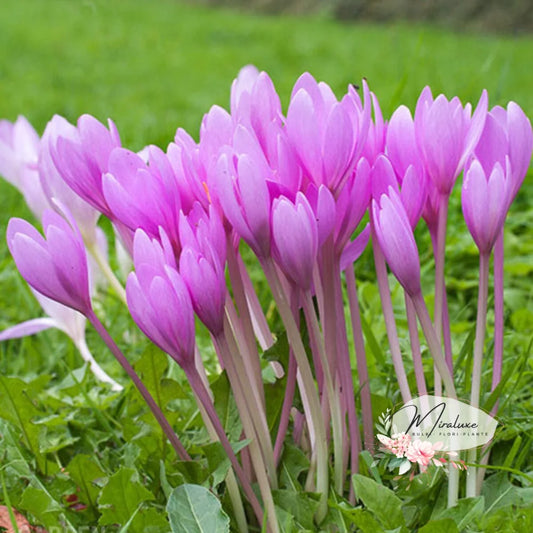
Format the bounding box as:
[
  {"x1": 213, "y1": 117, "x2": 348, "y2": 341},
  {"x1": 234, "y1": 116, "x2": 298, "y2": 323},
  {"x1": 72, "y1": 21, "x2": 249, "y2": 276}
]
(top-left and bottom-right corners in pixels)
[{"x1": 0, "y1": 0, "x2": 532, "y2": 152}]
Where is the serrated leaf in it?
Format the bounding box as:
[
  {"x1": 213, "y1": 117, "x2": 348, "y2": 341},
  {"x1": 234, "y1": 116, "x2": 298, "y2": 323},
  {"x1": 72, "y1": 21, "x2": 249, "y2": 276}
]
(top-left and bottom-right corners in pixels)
[
  {"x1": 352, "y1": 474, "x2": 405, "y2": 530},
  {"x1": 0, "y1": 375, "x2": 48, "y2": 471},
  {"x1": 18, "y1": 485, "x2": 63, "y2": 529},
  {"x1": 67, "y1": 454, "x2": 107, "y2": 514},
  {"x1": 98, "y1": 467, "x2": 155, "y2": 531},
  {"x1": 166, "y1": 484, "x2": 229, "y2": 533}
]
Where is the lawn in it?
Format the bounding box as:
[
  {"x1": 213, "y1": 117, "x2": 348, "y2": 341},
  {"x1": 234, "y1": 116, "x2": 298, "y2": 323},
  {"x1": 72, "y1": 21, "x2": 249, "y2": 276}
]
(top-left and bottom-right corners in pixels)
[{"x1": 0, "y1": 0, "x2": 532, "y2": 531}]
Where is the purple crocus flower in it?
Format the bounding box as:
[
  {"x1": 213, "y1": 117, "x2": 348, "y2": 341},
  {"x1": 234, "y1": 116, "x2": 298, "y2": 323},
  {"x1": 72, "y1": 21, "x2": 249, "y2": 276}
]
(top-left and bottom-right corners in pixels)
[
  {"x1": 7, "y1": 205, "x2": 92, "y2": 315},
  {"x1": 126, "y1": 229, "x2": 195, "y2": 369},
  {"x1": 48, "y1": 114, "x2": 121, "y2": 217},
  {"x1": 103, "y1": 146, "x2": 182, "y2": 252},
  {"x1": 0, "y1": 116, "x2": 50, "y2": 219},
  {"x1": 414, "y1": 86, "x2": 488, "y2": 195},
  {"x1": 272, "y1": 192, "x2": 318, "y2": 290},
  {"x1": 461, "y1": 158, "x2": 511, "y2": 254},
  {"x1": 386, "y1": 105, "x2": 422, "y2": 180},
  {"x1": 39, "y1": 115, "x2": 101, "y2": 243},
  {"x1": 211, "y1": 144, "x2": 272, "y2": 258},
  {"x1": 475, "y1": 102, "x2": 533, "y2": 204},
  {"x1": 231, "y1": 65, "x2": 283, "y2": 154},
  {"x1": 372, "y1": 187, "x2": 422, "y2": 296},
  {"x1": 286, "y1": 73, "x2": 370, "y2": 193},
  {"x1": 334, "y1": 157, "x2": 371, "y2": 251},
  {"x1": 167, "y1": 129, "x2": 210, "y2": 212},
  {"x1": 361, "y1": 91, "x2": 387, "y2": 166},
  {"x1": 304, "y1": 183, "x2": 336, "y2": 247},
  {"x1": 179, "y1": 204, "x2": 227, "y2": 335},
  {"x1": 199, "y1": 105, "x2": 235, "y2": 174},
  {"x1": 371, "y1": 155, "x2": 426, "y2": 230},
  {"x1": 232, "y1": 119, "x2": 301, "y2": 202}
]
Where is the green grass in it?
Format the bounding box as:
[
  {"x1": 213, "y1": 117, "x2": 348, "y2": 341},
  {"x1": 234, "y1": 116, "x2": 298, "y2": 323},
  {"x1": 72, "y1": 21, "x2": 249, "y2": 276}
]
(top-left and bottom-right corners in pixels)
[
  {"x1": 0, "y1": 1, "x2": 532, "y2": 531},
  {"x1": 0, "y1": 0, "x2": 532, "y2": 149}
]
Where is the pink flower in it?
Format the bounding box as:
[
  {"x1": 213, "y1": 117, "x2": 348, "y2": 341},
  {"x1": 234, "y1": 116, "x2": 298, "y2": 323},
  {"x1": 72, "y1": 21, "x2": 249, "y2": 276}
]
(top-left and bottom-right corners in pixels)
[
  {"x1": 461, "y1": 158, "x2": 511, "y2": 254},
  {"x1": 405, "y1": 440, "x2": 444, "y2": 471},
  {"x1": 286, "y1": 73, "x2": 370, "y2": 192},
  {"x1": 126, "y1": 229, "x2": 195, "y2": 369},
  {"x1": 0, "y1": 116, "x2": 50, "y2": 219},
  {"x1": 7, "y1": 204, "x2": 92, "y2": 315},
  {"x1": 414, "y1": 86, "x2": 488, "y2": 195},
  {"x1": 377, "y1": 432, "x2": 412, "y2": 458},
  {"x1": 48, "y1": 114, "x2": 121, "y2": 217},
  {"x1": 271, "y1": 192, "x2": 318, "y2": 289},
  {"x1": 372, "y1": 185, "x2": 422, "y2": 297}
]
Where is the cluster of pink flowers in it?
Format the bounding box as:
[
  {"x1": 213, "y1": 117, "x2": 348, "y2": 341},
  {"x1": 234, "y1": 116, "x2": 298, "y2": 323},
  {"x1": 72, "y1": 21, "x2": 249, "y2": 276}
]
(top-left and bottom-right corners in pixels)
[
  {"x1": 377, "y1": 432, "x2": 465, "y2": 473},
  {"x1": 377, "y1": 432, "x2": 412, "y2": 458},
  {"x1": 0, "y1": 65, "x2": 531, "y2": 527}
]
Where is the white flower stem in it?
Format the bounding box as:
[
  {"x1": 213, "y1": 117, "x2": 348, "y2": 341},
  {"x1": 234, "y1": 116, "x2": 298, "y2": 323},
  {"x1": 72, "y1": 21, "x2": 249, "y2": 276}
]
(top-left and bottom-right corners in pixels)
[
  {"x1": 214, "y1": 329, "x2": 280, "y2": 533},
  {"x1": 87, "y1": 241, "x2": 127, "y2": 305},
  {"x1": 466, "y1": 252, "x2": 490, "y2": 498},
  {"x1": 191, "y1": 380, "x2": 248, "y2": 533},
  {"x1": 75, "y1": 337, "x2": 122, "y2": 391},
  {"x1": 371, "y1": 229, "x2": 412, "y2": 402},
  {"x1": 262, "y1": 257, "x2": 329, "y2": 523},
  {"x1": 302, "y1": 290, "x2": 344, "y2": 495}
]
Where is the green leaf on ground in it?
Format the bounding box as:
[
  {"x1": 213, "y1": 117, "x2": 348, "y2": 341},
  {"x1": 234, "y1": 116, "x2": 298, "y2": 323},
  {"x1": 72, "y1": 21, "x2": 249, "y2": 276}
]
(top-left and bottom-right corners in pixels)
[
  {"x1": 98, "y1": 467, "x2": 167, "y2": 532},
  {"x1": 0, "y1": 375, "x2": 49, "y2": 472},
  {"x1": 435, "y1": 496, "x2": 484, "y2": 530},
  {"x1": 67, "y1": 454, "x2": 107, "y2": 516},
  {"x1": 167, "y1": 484, "x2": 230, "y2": 533},
  {"x1": 352, "y1": 474, "x2": 405, "y2": 530},
  {"x1": 272, "y1": 489, "x2": 319, "y2": 530},
  {"x1": 18, "y1": 485, "x2": 65, "y2": 530}
]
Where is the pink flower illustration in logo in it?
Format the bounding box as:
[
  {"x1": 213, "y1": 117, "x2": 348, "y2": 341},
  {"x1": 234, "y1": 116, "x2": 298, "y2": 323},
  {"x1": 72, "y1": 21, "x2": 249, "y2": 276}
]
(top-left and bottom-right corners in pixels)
[{"x1": 405, "y1": 440, "x2": 444, "y2": 471}]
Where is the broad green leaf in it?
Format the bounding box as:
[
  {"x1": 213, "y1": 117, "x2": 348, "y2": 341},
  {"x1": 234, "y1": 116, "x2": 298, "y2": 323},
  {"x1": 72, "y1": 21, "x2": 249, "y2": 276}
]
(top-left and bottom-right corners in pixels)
[
  {"x1": 98, "y1": 467, "x2": 156, "y2": 532},
  {"x1": 359, "y1": 450, "x2": 382, "y2": 484},
  {"x1": 0, "y1": 375, "x2": 50, "y2": 472},
  {"x1": 264, "y1": 375, "x2": 288, "y2": 434},
  {"x1": 480, "y1": 506, "x2": 533, "y2": 533},
  {"x1": 210, "y1": 372, "x2": 242, "y2": 442},
  {"x1": 0, "y1": 421, "x2": 75, "y2": 531},
  {"x1": 279, "y1": 443, "x2": 309, "y2": 490},
  {"x1": 435, "y1": 496, "x2": 484, "y2": 530},
  {"x1": 67, "y1": 454, "x2": 107, "y2": 515},
  {"x1": 166, "y1": 484, "x2": 230, "y2": 533},
  {"x1": 359, "y1": 313, "x2": 386, "y2": 366},
  {"x1": 331, "y1": 503, "x2": 386, "y2": 533},
  {"x1": 352, "y1": 474, "x2": 405, "y2": 530},
  {"x1": 482, "y1": 473, "x2": 533, "y2": 512},
  {"x1": 175, "y1": 459, "x2": 210, "y2": 486},
  {"x1": 418, "y1": 518, "x2": 459, "y2": 533},
  {"x1": 201, "y1": 441, "x2": 231, "y2": 489},
  {"x1": 272, "y1": 490, "x2": 319, "y2": 530},
  {"x1": 18, "y1": 485, "x2": 65, "y2": 530}
]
